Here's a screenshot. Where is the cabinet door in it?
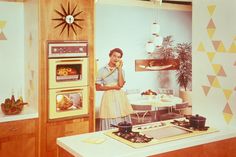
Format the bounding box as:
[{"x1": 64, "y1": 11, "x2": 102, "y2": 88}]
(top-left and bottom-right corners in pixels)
[
  {"x1": 0, "y1": 119, "x2": 37, "y2": 157},
  {"x1": 46, "y1": 118, "x2": 89, "y2": 152},
  {"x1": 0, "y1": 135, "x2": 36, "y2": 157}
]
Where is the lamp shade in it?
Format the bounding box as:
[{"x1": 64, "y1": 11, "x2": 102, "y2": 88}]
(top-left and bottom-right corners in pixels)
[
  {"x1": 153, "y1": 34, "x2": 163, "y2": 47},
  {"x1": 151, "y1": 22, "x2": 161, "y2": 35},
  {"x1": 145, "y1": 41, "x2": 155, "y2": 53}
]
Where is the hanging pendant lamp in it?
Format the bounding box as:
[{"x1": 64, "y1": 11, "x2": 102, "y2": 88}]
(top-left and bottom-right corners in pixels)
[
  {"x1": 145, "y1": 41, "x2": 155, "y2": 53},
  {"x1": 151, "y1": 22, "x2": 161, "y2": 35},
  {"x1": 153, "y1": 34, "x2": 163, "y2": 47}
]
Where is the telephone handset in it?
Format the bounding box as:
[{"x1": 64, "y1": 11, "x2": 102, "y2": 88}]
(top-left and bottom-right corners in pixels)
[{"x1": 115, "y1": 60, "x2": 122, "y2": 67}]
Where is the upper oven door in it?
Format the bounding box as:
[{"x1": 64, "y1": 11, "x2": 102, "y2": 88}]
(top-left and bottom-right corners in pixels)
[{"x1": 49, "y1": 58, "x2": 88, "y2": 89}]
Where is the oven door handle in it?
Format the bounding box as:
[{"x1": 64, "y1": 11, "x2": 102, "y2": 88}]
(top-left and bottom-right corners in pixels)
[
  {"x1": 56, "y1": 89, "x2": 83, "y2": 93},
  {"x1": 56, "y1": 59, "x2": 83, "y2": 63}
]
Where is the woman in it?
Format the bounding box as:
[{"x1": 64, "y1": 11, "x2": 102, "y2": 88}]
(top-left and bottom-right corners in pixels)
[{"x1": 96, "y1": 48, "x2": 133, "y2": 130}]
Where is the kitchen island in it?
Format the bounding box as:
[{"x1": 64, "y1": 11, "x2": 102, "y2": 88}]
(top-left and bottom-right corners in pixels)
[{"x1": 57, "y1": 120, "x2": 236, "y2": 157}]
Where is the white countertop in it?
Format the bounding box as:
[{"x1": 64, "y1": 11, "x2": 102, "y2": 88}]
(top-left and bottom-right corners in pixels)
[
  {"x1": 0, "y1": 105, "x2": 38, "y2": 123},
  {"x1": 57, "y1": 121, "x2": 236, "y2": 157}
]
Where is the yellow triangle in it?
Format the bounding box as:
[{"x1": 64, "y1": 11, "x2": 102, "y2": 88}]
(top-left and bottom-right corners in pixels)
[
  {"x1": 212, "y1": 77, "x2": 221, "y2": 88},
  {"x1": 208, "y1": 5, "x2": 216, "y2": 16},
  {"x1": 212, "y1": 64, "x2": 221, "y2": 74},
  {"x1": 223, "y1": 89, "x2": 232, "y2": 100},
  {"x1": 207, "y1": 29, "x2": 215, "y2": 39},
  {"x1": 217, "y1": 42, "x2": 226, "y2": 52},
  {"x1": 0, "y1": 21, "x2": 6, "y2": 29},
  {"x1": 223, "y1": 113, "x2": 233, "y2": 124},
  {"x1": 207, "y1": 52, "x2": 215, "y2": 62},
  {"x1": 197, "y1": 42, "x2": 205, "y2": 52},
  {"x1": 228, "y1": 42, "x2": 236, "y2": 53}
]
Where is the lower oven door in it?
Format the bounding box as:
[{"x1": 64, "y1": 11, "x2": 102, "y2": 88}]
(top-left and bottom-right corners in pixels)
[{"x1": 48, "y1": 86, "x2": 88, "y2": 120}]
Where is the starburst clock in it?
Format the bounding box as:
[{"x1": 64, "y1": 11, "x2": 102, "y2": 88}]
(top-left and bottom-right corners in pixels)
[{"x1": 52, "y1": 2, "x2": 84, "y2": 36}]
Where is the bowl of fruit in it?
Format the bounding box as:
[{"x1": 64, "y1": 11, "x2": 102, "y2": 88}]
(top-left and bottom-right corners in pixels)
[
  {"x1": 1, "y1": 95, "x2": 27, "y2": 115},
  {"x1": 141, "y1": 89, "x2": 158, "y2": 99}
]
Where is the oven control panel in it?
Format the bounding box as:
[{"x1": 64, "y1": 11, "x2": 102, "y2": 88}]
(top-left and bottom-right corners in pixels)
[{"x1": 48, "y1": 41, "x2": 88, "y2": 58}]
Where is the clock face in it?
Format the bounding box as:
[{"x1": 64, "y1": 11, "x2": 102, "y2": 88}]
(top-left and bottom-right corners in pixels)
[
  {"x1": 52, "y1": 2, "x2": 84, "y2": 36},
  {"x1": 65, "y1": 15, "x2": 74, "y2": 24}
]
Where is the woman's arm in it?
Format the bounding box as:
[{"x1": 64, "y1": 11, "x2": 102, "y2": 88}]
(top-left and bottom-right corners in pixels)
[
  {"x1": 95, "y1": 83, "x2": 121, "y2": 91},
  {"x1": 117, "y1": 61, "x2": 125, "y2": 87}
]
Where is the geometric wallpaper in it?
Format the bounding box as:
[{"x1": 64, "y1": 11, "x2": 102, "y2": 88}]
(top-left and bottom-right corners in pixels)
[
  {"x1": 0, "y1": 20, "x2": 7, "y2": 40},
  {"x1": 195, "y1": 4, "x2": 236, "y2": 125}
]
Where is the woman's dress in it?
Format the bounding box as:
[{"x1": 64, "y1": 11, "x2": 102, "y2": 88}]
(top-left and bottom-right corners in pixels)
[{"x1": 96, "y1": 65, "x2": 133, "y2": 130}]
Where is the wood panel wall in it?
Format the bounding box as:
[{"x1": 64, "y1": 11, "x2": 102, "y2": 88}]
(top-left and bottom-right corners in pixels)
[{"x1": 38, "y1": 0, "x2": 94, "y2": 156}]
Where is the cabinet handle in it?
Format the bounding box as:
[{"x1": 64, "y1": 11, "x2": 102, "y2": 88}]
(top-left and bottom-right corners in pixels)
[
  {"x1": 56, "y1": 59, "x2": 83, "y2": 63},
  {"x1": 56, "y1": 88, "x2": 83, "y2": 93},
  {"x1": 64, "y1": 130, "x2": 74, "y2": 134},
  {"x1": 10, "y1": 127, "x2": 18, "y2": 131}
]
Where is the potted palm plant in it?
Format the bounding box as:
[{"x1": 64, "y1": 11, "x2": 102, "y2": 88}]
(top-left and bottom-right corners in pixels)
[
  {"x1": 175, "y1": 42, "x2": 192, "y2": 103},
  {"x1": 155, "y1": 36, "x2": 176, "y2": 88},
  {"x1": 158, "y1": 35, "x2": 175, "y2": 59}
]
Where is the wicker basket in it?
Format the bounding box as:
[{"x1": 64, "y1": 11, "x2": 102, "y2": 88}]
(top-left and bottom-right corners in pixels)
[{"x1": 1, "y1": 103, "x2": 24, "y2": 115}]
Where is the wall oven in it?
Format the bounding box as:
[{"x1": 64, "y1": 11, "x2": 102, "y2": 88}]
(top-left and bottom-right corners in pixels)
[{"x1": 47, "y1": 41, "x2": 89, "y2": 120}]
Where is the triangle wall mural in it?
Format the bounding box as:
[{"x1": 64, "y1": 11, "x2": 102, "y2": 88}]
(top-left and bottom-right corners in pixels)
[
  {"x1": 0, "y1": 20, "x2": 7, "y2": 40},
  {"x1": 198, "y1": 4, "x2": 236, "y2": 124}
]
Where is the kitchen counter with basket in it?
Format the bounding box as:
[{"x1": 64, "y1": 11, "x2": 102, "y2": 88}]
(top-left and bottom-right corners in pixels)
[
  {"x1": 0, "y1": 105, "x2": 38, "y2": 123},
  {"x1": 57, "y1": 119, "x2": 236, "y2": 157}
]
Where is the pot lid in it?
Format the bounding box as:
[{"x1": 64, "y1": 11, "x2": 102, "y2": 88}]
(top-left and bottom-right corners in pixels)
[
  {"x1": 118, "y1": 121, "x2": 132, "y2": 126},
  {"x1": 191, "y1": 114, "x2": 206, "y2": 120}
]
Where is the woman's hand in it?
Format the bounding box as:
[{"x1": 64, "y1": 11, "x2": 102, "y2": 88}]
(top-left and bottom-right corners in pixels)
[
  {"x1": 95, "y1": 83, "x2": 122, "y2": 91},
  {"x1": 113, "y1": 84, "x2": 122, "y2": 90}
]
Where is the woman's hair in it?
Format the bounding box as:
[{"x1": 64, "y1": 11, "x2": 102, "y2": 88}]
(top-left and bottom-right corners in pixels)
[{"x1": 109, "y1": 48, "x2": 123, "y2": 58}]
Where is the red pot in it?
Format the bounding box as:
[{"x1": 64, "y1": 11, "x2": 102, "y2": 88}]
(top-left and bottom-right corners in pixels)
[
  {"x1": 110, "y1": 121, "x2": 132, "y2": 133},
  {"x1": 189, "y1": 114, "x2": 206, "y2": 129}
]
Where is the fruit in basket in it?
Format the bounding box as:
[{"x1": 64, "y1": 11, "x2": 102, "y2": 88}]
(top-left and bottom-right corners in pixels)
[
  {"x1": 141, "y1": 89, "x2": 157, "y2": 96},
  {"x1": 1, "y1": 95, "x2": 24, "y2": 115}
]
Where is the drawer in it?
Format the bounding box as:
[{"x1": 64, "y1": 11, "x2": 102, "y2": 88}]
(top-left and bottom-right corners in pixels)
[
  {"x1": 64, "y1": 119, "x2": 89, "y2": 135},
  {"x1": 0, "y1": 119, "x2": 36, "y2": 138}
]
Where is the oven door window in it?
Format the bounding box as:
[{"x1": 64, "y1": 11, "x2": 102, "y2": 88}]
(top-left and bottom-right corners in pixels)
[
  {"x1": 56, "y1": 64, "x2": 82, "y2": 82},
  {"x1": 49, "y1": 87, "x2": 88, "y2": 120},
  {"x1": 49, "y1": 58, "x2": 88, "y2": 88},
  {"x1": 56, "y1": 92, "x2": 83, "y2": 112}
]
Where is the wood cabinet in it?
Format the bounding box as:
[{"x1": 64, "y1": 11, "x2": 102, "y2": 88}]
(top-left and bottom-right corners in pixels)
[
  {"x1": 0, "y1": 119, "x2": 38, "y2": 157},
  {"x1": 46, "y1": 118, "x2": 89, "y2": 156},
  {"x1": 149, "y1": 137, "x2": 236, "y2": 157}
]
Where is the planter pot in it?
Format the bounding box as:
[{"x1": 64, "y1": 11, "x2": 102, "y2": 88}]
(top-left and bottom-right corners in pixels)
[
  {"x1": 179, "y1": 90, "x2": 192, "y2": 115},
  {"x1": 179, "y1": 90, "x2": 192, "y2": 105}
]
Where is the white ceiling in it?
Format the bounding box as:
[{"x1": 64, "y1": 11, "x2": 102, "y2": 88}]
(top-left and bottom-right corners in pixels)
[{"x1": 96, "y1": 0, "x2": 192, "y2": 11}]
